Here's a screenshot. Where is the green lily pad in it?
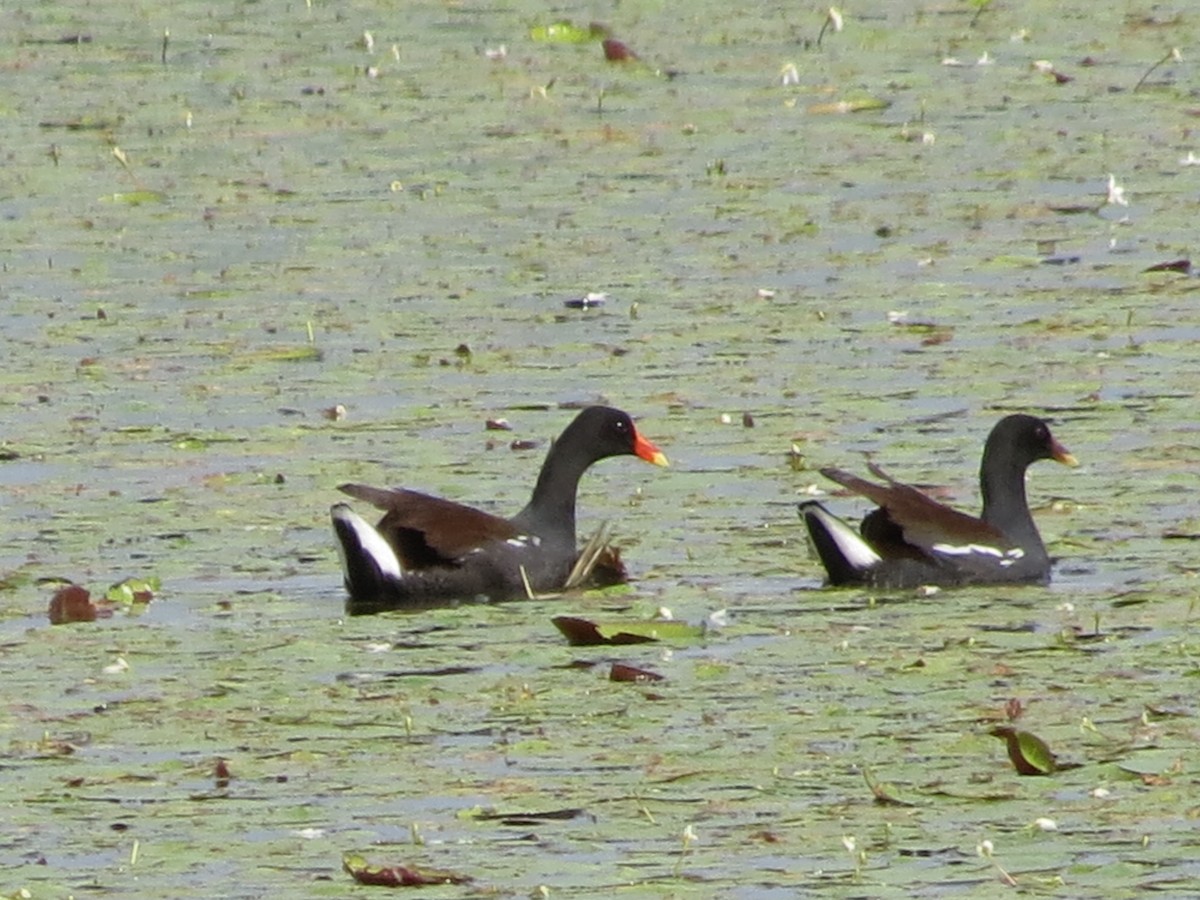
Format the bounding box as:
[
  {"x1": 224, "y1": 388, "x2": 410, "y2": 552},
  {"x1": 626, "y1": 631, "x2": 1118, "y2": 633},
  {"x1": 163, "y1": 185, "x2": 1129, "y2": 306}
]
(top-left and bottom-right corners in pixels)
[
  {"x1": 990, "y1": 726, "x2": 1057, "y2": 776},
  {"x1": 529, "y1": 21, "x2": 605, "y2": 43},
  {"x1": 103, "y1": 190, "x2": 167, "y2": 205}
]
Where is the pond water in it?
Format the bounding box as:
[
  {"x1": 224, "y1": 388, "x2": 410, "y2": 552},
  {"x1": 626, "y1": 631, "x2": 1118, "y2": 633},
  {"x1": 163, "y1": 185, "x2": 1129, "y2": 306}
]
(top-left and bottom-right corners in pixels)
[{"x1": 1, "y1": 1, "x2": 1198, "y2": 896}]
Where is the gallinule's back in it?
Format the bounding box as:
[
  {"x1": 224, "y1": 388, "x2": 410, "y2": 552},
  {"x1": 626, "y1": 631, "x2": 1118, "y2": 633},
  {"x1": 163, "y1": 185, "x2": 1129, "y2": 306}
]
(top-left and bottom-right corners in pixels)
[
  {"x1": 331, "y1": 406, "x2": 668, "y2": 614},
  {"x1": 799, "y1": 414, "x2": 1077, "y2": 588}
]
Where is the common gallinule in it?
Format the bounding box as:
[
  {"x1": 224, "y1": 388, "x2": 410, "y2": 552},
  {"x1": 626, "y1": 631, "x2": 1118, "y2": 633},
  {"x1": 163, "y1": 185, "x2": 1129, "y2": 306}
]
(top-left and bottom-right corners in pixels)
[
  {"x1": 799, "y1": 414, "x2": 1077, "y2": 588},
  {"x1": 331, "y1": 406, "x2": 668, "y2": 614}
]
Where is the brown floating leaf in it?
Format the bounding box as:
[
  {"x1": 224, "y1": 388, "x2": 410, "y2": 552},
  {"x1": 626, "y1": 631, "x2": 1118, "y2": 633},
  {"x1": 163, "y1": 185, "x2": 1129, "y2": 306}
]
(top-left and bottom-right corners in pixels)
[
  {"x1": 343, "y1": 854, "x2": 472, "y2": 887},
  {"x1": 48, "y1": 584, "x2": 98, "y2": 625},
  {"x1": 610, "y1": 662, "x2": 664, "y2": 683},
  {"x1": 1143, "y1": 259, "x2": 1191, "y2": 273},
  {"x1": 602, "y1": 38, "x2": 638, "y2": 62},
  {"x1": 989, "y1": 726, "x2": 1057, "y2": 776},
  {"x1": 552, "y1": 615, "x2": 658, "y2": 646}
]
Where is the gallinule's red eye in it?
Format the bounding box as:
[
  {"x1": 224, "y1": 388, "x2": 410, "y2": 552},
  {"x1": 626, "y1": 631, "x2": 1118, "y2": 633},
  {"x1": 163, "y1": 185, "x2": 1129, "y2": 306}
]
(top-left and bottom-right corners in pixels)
[
  {"x1": 800, "y1": 414, "x2": 1077, "y2": 589},
  {"x1": 332, "y1": 406, "x2": 667, "y2": 614}
]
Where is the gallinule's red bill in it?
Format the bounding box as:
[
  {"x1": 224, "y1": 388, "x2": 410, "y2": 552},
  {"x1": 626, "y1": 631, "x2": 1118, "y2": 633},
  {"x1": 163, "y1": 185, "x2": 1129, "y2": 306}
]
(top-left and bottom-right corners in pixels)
[
  {"x1": 799, "y1": 414, "x2": 1077, "y2": 588},
  {"x1": 331, "y1": 406, "x2": 668, "y2": 614}
]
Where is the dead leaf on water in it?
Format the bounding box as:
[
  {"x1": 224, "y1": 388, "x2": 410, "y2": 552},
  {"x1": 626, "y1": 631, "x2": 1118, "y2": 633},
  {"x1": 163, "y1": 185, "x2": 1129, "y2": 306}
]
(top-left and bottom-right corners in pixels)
[
  {"x1": 48, "y1": 584, "x2": 100, "y2": 624},
  {"x1": 342, "y1": 853, "x2": 472, "y2": 887}
]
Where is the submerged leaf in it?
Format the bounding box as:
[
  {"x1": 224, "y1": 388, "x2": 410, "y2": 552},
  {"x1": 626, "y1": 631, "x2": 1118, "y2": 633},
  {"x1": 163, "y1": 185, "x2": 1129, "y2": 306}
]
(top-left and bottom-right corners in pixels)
[
  {"x1": 235, "y1": 345, "x2": 324, "y2": 365},
  {"x1": 989, "y1": 726, "x2": 1057, "y2": 776},
  {"x1": 103, "y1": 190, "x2": 167, "y2": 205}
]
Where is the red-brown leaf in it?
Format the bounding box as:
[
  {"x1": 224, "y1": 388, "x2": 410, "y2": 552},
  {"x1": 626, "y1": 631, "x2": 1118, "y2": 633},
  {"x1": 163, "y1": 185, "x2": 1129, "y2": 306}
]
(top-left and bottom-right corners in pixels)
[
  {"x1": 602, "y1": 38, "x2": 637, "y2": 62},
  {"x1": 48, "y1": 585, "x2": 98, "y2": 625},
  {"x1": 343, "y1": 855, "x2": 472, "y2": 887},
  {"x1": 551, "y1": 615, "x2": 659, "y2": 646},
  {"x1": 610, "y1": 662, "x2": 664, "y2": 683}
]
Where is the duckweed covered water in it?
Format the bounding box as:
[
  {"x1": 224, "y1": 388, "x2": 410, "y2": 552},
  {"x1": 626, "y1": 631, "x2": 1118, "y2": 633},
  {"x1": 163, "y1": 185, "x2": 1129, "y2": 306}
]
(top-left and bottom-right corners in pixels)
[{"x1": 1, "y1": 1, "x2": 1198, "y2": 896}]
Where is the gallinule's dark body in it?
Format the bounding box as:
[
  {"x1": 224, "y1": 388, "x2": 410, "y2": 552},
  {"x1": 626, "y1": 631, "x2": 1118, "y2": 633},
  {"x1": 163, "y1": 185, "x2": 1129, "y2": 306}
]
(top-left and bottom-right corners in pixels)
[
  {"x1": 799, "y1": 415, "x2": 1076, "y2": 588},
  {"x1": 331, "y1": 406, "x2": 668, "y2": 614}
]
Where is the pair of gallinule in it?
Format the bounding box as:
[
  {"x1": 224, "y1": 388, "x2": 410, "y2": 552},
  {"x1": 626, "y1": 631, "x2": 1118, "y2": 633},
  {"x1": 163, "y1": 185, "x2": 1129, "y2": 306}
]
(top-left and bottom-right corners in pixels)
[
  {"x1": 799, "y1": 414, "x2": 1077, "y2": 588},
  {"x1": 331, "y1": 406, "x2": 667, "y2": 614},
  {"x1": 331, "y1": 409, "x2": 1076, "y2": 612}
]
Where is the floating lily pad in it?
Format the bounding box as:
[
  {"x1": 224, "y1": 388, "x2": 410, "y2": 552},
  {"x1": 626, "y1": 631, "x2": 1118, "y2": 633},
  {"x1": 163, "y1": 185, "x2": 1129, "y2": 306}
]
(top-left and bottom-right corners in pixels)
[
  {"x1": 105, "y1": 577, "x2": 158, "y2": 605},
  {"x1": 529, "y1": 21, "x2": 605, "y2": 44},
  {"x1": 989, "y1": 726, "x2": 1057, "y2": 776}
]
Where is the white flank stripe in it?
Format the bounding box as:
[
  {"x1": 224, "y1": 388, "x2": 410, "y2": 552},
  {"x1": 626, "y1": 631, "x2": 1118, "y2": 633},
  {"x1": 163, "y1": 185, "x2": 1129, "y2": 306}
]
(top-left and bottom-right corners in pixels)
[{"x1": 931, "y1": 542, "x2": 1024, "y2": 562}]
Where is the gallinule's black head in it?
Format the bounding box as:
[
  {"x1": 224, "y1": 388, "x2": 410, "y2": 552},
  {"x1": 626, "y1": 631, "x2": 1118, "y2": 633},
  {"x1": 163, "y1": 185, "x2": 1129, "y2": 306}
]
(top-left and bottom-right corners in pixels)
[
  {"x1": 331, "y1": 406, "x2": 668, "y2": 614},
  {"x1": 799, "y1": 414, "x2": 1077, "y2": 588}
]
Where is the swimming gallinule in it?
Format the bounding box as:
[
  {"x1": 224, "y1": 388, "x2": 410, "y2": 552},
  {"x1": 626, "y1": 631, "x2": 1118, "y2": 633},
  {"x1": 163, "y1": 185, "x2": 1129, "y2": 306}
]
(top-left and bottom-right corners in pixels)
[
  {"x1": 799, "y1": 414, "x2": 1077, "y2": 588},
  {"x1": 331, "y1": 406, "x2": 668, "y2": 614}
]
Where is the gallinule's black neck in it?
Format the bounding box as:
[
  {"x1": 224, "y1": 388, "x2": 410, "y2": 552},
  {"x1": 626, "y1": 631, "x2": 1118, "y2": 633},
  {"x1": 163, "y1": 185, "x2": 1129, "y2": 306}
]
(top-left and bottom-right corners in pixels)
[
  {"x1": 799, "y1": 414, "x2": 1077, "y2": 588},
  {"x1": 331, "y1": 406, "x2": 668, "y2": 614}
]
